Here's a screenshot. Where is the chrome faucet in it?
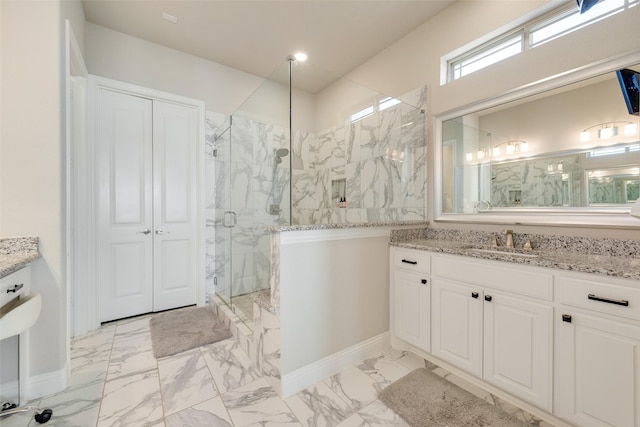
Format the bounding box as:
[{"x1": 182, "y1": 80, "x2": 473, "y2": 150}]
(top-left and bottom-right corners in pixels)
[{"x1": 503, "y1": 229, "x2": 514, "y2": 248}]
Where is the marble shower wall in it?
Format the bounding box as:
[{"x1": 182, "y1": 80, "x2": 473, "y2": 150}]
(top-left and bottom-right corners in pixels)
[
  {"x1": 490, "y1": 155, "x2": 581, "y2": 207},
  {"x1": 291, "y1": 87, "x2": 428, "y2": 224},
  {"x1": 205, "y1": 87, "x2": 428, "y2": 295}
]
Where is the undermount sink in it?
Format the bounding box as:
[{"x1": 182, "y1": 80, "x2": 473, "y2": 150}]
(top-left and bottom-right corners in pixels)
[{"x1": 467, "y1": 248, "x2": 539, "y2": 258}]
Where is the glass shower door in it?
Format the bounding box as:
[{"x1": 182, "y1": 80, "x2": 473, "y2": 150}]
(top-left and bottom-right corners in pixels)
[{"x1": 226, "y1": 60, "x2": 292, "y2": 327}]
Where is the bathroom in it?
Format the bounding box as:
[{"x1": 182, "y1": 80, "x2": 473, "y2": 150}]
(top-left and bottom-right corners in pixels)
[{"x1": 1, "y1": 0, "x2": 640, "y2": 426}]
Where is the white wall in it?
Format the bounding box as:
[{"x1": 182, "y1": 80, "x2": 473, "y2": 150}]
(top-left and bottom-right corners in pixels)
[
  {"x1": 279, "y1": 234, "x2": 390, "y2": 374},
  {"x1": 0, "y1": 0, "x2": 85, "y2": 395},
  {"x1": 85, "y1": 23, "x2": 264, "y2": 115}
]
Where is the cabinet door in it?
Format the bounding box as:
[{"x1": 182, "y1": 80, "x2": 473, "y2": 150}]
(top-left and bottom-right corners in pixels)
[
  {"x1": 393, "y1": 269, "x2": 430, "y2": 352},
  {"x1": 483, "y1": 291, "x2": 553, "y2": 411},
  {"x1": 98, "y1": 89, "x2": 154, "y2": 322},
  {"x1": 556, "y1": 312, "x2": 640, "y2": 427},
  {"x1": 432, "y1": 278, "x2": 482, "y2": 377}
]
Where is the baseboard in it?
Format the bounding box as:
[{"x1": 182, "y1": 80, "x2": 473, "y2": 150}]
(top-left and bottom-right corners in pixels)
[
  {"x1": 280, "y1": 331, "x2": 390, "y2": 398},
  {"x1": 0, "y1": 379, "x2": 19, "y2": 402},
  {"x1": 25, "y1": 364, "x2": 68, "y2": 402}
]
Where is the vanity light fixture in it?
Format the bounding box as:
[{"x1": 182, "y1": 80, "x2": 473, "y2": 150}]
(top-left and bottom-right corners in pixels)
[
  {"x1": 492, "y1": 140, "x2": 528, "y2": 157},
  {"x1": 466, "y1": 140, "x2": 529, "y2": 162},
  {"x1": 580, "y1": 121, "x2": 639, "y2": 142}
]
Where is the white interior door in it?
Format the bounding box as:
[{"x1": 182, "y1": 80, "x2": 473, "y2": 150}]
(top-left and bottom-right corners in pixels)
[
  {"x1": 98, "y1": 89, "x2": 154, "y2": 322},
  {"x1": 152, "y1": 100, "x2": 198, "y2": 311},
  {"x1": 98, "y1": 90, "x2": 199, "y2": 322}
]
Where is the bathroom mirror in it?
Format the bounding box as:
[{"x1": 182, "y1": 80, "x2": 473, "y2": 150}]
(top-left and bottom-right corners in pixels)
[{"x1": 438, "y1": 61, "x2": 640, "y2": 223}]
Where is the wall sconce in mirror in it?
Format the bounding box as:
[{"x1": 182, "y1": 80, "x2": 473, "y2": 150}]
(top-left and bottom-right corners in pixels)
[
  {"x1": 465, "y1": 140, "x2": 529, "y2": 163},
  {"x1": 579, "y1": 121, "x2": 638, "y2": 143}
]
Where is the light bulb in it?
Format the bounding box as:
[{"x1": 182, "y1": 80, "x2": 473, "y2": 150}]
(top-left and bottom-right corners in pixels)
[
  {"x1": 492, "y1": 146, "x2": 501, "y2": 156},
  {"x1": 580, "y1": 131, "x2": 590, "y2": 142},
  {"x1": 599, "y1": 127, "x2": 614, "y2": 139},
  {"x1": 477, "y1": 149, "x2": 485, "y2": 160},
  {"x1": 520, "y1": 142, "x2": 529, "y2": 152},
  {"x1": 506, "y1": 144, "x2": 515, "y2": 154},
  {"x1": 624, "y1": 123, "x2": 637, "y2": 136},
  {"x1": 465, "y1": 152, "x2": 473, "y2": 162}
]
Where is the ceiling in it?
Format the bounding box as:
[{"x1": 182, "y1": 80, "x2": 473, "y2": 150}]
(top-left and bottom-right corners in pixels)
[{"x1": 82, "y1": 0, "x2": 456, "y2": 92}]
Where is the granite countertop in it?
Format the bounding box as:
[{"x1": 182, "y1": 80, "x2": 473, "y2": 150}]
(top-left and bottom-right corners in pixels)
[
  {"x1": 269, "y1": 220, "x2": 429, "y2": 233},
  {"x1": 391, "y1": 237, "x2": 640, "y2": 281},
  {"x1": 0, "y1": 237, "x2": 41, "y2": 279}
]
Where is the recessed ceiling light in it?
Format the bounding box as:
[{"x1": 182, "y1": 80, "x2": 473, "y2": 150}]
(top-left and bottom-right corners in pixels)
[
  {"x1": 162, "y1": 12, "x2": 178, "y2": 24},
  {"x1": 293, "y1": 52, "x2": 308, "y2": 62}
]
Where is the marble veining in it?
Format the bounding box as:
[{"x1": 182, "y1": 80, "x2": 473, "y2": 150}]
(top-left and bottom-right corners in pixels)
[
  {"x1": 0, "y1": 237, "x2": 41, "y2": 279},
  {"x1": 391, "y1": 227, "x2": 640, "y2": 280}
]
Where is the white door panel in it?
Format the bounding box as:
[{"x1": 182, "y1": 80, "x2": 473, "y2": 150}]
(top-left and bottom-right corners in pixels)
[
  {"x1": 152, "y1": 101, "x2": 198, "y2": 311},
  {"x1": 98, "y1": 90, "x2": 199, "y2": 321},
  {"x1": 98, "y1": 89, "x2": 153, "y2": 322}
]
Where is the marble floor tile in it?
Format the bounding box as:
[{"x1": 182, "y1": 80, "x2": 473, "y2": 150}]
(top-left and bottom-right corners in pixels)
[
  {"x1": 357, "y1": 399, "x2": 410, "y2": 427},
  {"x1": 165, "y1": 396, "x2": 233, "y2": 427},
  {"x1": 0, "y1": 411, "x2": 34, "y2": 427},
  {"x1": 285, "y1": 381, "x2": 354, "y2": 427},
  {"x1": 202, "y1": 339, "x2": 261, "y2": 394},
  {"x1": 97, "y1": 368, "x2": 164, "y2": 427},
  {"x1": 221, "y1": 378, "x2": 301, "y2": 426},
  {"x1": 113, "y1": 315, "x2": 152, "y2": 335},
  {"x1": 382, "y1": 347, "x2": 430, "y2": 371},
  {"x1": 355, "y1": 352, "x2": 411, "y2": 392},
  {"x1": 106, "y1": 331, "x2": 157, "y2": 380},
  {"x1": 18, "y1": 304, "x2": 556, "y2": 427},
  {"x1": 158, "y1": 349, "x2": 219, "y2": 416},
  {"x1": 36, "y1": 382, "x2": 104, "y2": 427},
  {"x1": 335, "y1": 413, "x2": 371, "y2": 427},
  {"x1": 71, "y1": 324, "x2": 115, "y2": 352},
  {"x1": 324, "y1": 365, "x2": 378, "y2": 411}
]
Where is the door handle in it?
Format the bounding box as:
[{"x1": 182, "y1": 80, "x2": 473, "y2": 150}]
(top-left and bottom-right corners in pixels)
[
  {"x1": 137, "y1": 229, "x2": 151, "y2": 235},
  {"x1": 155, "y1": 229, "x2": 167, "y2": 235},
  {"x1": 484, "y1": 295, "x2": 492, "y2": 302},
  {"x1": 6, "y1": 283, "x2": 24, "y2": 293},
  {"x1": 224, "y1": 211, "x2": 237, "y2": 228},
  {"x1": 471, "y1": 292, "x2": 479, "y2": 299},
  {"x1": 587, "y1": 294, "x2": 629, "y2": 307}
]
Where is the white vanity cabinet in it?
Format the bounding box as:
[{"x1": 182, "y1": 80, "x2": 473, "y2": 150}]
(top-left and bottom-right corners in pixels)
[
  {"x1": 431, "y1": 277, "x2": 482, "y2": 376},
  {"x1": 555, "y1": 274, "x2": 640, "y2": 427},
  {"x1": 430, "y1": 254, "x2": 553, "y2": 411},
  {"x1": 390, "y1": 247, "x2": 431, "y2": 352}
]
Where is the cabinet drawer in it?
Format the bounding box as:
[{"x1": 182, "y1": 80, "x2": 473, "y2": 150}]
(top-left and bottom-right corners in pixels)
[
  {"x1": 0, "y1": 267, "x2": 30, "y2": 308},
  {"x1": 432, "y1": 255, "x2": 553, "y2": 301},
  {"x1": 558, "y1": 275, "x2": 640, "y2": 321},
  {"x1": 393, "y1": 248, "x2": 430, "y2": 274}
]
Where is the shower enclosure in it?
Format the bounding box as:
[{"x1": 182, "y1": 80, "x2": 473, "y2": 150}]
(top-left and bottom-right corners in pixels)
[{"x1": 211, "y1": 57, "x2": 427, "y2": 328}]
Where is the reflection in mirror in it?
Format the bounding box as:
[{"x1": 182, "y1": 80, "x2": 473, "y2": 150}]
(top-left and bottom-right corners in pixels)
[{"x1": 441, "y1": 64, "x2": 640, "y2": 214}]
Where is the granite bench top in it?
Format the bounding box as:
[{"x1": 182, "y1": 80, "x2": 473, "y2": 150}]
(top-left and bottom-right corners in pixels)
[
  {"x1": 0, "y1": 237, "x2": 41, "y2": 279},
  {"x1": 269, "y1": 220, "x2": 429, "y2": 233},
  {"x1": 390, "y1": 231, "x2": 640, "y2": 281}
]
